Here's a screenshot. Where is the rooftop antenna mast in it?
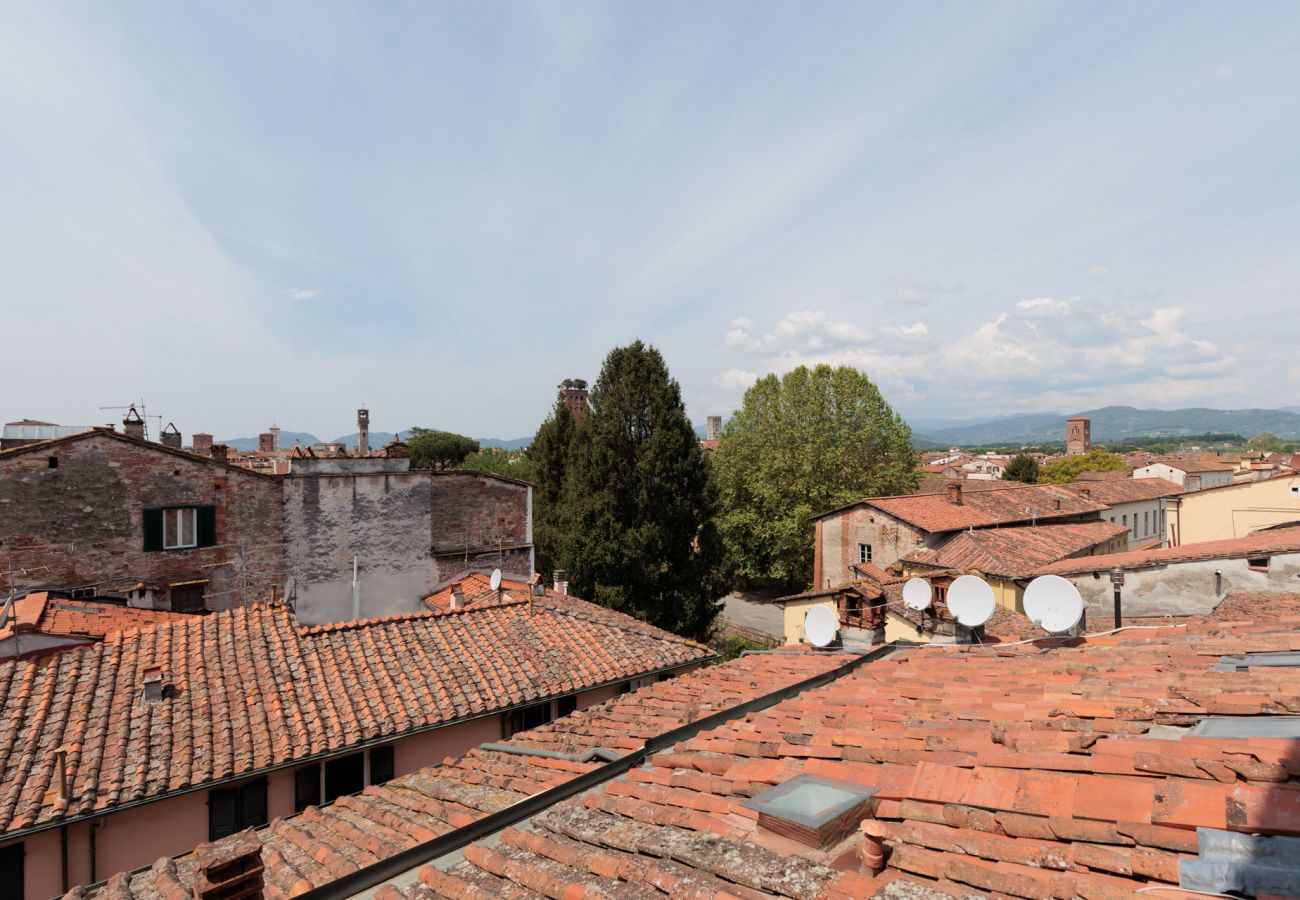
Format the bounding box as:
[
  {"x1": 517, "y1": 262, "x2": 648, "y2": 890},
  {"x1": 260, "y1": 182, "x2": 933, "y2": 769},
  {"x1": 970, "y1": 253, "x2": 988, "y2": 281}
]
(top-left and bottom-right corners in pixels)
[{"x1": 100, "y1": 399, "x2": 160, "y2": 441}]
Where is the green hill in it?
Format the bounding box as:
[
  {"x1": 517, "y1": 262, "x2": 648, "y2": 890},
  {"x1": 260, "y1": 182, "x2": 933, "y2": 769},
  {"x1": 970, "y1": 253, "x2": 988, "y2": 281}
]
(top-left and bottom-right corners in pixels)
[{"x1": 918, "y1": 406, "x2": 1300, "y2": 446}]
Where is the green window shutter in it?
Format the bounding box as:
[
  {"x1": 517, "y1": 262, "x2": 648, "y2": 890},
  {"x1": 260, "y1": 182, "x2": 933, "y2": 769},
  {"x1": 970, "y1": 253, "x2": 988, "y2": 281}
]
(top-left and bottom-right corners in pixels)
[
  {"x1": 208, "y1": 787, "x2": 237, "y2": 840},
  {"x1": 369, "y1": 745, "x2": 395, "y2": 786},
  {"x1": 241, "y1": 778, "x2": 268, "y2": 828},
  {"x1": 197, "y1": 506, "x2": 217, "y2": 548},
  {"x1": 142, "y1": 508, "x2": 164, "y2": 552},
  {"x1": 294, "y1": 764, "x2": 321, "y2": 812}
]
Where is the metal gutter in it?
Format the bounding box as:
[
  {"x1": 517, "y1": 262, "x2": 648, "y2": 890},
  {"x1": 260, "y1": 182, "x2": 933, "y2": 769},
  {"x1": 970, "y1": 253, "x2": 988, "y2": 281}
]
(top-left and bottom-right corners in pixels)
[{"x1": 295, "y1": 642, "x2": 900, "y2": 900}]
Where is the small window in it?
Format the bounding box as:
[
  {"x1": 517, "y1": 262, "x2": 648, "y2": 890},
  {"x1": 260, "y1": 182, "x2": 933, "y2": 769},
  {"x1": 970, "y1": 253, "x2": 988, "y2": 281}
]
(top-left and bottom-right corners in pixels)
[
  {"x1": 0, "y1": 841, "x2": 22, "y2": 898},
  {"x1": 369, "y1": 745, "x2": 395, "y2": 786},
  {"x1": 209, "y1": 778, "x2": 268, "y2": 840},
  {"x1": 324, "y1": 752, "x2": 364, "y2": 803},
  {"x1": 506, "y1": 702, "x2": 554, "y2": 738},
  {"x1": 858, "y1": 543, "x2": 872, "y2": 564},
  {"x1": 1247, "y1": 556, "x2": 1270, "y2": 572},
  {"x1": 557, "y1": 695, "x2": 578, "y2": 717},
  {"x1": 144, "y1": 506, "x2": 216, "y2": 552},
  {"x1": 1143, "y1": 511, "x2": 1149, "y2": 535},
  {"x1": 48, "y1": 456, "x2": 58, "y2": 469},
  {"x1": 170, "y1": 583, "x2": 206, "y2": 613},
  {"x1": 294, "y1": 764, "x2": 320, "y2": 812},
  {"x1": 164, "y1": 508, "x2": 198, "y2": 549}
]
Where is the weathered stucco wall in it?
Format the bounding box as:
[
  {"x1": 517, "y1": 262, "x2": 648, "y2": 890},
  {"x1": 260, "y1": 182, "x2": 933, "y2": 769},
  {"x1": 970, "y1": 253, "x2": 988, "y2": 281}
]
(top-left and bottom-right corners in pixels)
[
  {"x1": 283, "y1": 470, "x2": 435, "y2": 625},
  {"x1": 1167, "y1": 476, "x2": 1300, "y2": 544},
  {"x1": 0, "y1": 432, "x2": 285, "y2": 609},
  {"x1": 1065, "y1": 551, "x2": 1300, "y2": 618},
  {"x1": 816, "y1": 506, "x2": 925, "y2": 588}
]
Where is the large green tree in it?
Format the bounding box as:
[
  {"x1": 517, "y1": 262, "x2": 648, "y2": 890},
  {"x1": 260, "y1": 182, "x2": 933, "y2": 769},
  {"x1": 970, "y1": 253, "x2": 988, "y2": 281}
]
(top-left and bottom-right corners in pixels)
[
  {"x1": 1003, "y1": 454, "x2": 1039, "y2": 483},
  {"x1": 1038, "y1": 449, "x2": 1129, "y2": 484},
  {"x1": 558, "y1": 342, "x2": 725, "y2": 641},
  {"x1": 456, "y1": 447, "x2": 535, "y2": 483},
  {"x1": 712, "y1": 365, "x2": 918, "y2": 587},
  {"x1": 528, "y1": 397, "x2": 578, "y2": 578},
  {"x1": 407, "y1": 429, "x2": 479, "y2": 469}
]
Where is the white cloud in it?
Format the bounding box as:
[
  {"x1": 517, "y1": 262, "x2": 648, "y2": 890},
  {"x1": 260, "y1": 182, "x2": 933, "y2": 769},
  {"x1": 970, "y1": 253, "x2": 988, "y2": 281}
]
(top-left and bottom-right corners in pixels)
[
  {"x1": 287, "y1": 287, "x2": 321, "y2": 301},
  {"x1": 1087, "y1": 265, "x2": 1109, "y2": 277},
  {"x1": 714, "y1": 368, "x2": 759, "y2": 391},
  {"x1": 1016, "y1": 297, "x2": 1070, "y2": 314}
]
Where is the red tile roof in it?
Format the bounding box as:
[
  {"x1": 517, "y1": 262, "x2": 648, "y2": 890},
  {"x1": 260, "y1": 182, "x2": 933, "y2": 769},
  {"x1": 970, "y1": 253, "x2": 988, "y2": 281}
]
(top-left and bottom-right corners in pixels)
[
  {"x1": 78, "y1": 651, "x2": 848, "y2": 898},
  {"x1": 1059, "y1": 477, "x2": 1183, "y2": 505},
  {"x1": 901, "y1": 521, "x2": 1129, "y2": 579},
  {"x1": 0, "y1": 593, "x2": 712, "y2": 840},
  {"x1": 1035, "y1": 525, "x2": 1300, "y2": 576},
  {"x1": 370, "y1": 591, "x2": 1300, "y2": 899},
  {"x1": 1073, "y1": 470, "x2": 1131, "y2": 482},
  {"x1": 1144, "y1": 457, "x2": 1235, "y2": 474},
  {"x1": 0, "y1": 592, "x2": 188, "y2": 651},
  {"x1": 821, "y1": 483, "x2": 1108, "y2": 533}
]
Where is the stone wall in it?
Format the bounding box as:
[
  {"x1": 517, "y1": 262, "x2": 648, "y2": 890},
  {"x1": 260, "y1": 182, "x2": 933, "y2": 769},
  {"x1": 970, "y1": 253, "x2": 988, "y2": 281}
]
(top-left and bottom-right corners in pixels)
[
  {"x1": 816, "y1": 505, "x2": 926, "y2": 587},
  {"x1": 0, "y1": 432, "x2": 284, "y2": 610},
  {"x1": 430, "y1": 470, "x2": 533, "y2": 578}
]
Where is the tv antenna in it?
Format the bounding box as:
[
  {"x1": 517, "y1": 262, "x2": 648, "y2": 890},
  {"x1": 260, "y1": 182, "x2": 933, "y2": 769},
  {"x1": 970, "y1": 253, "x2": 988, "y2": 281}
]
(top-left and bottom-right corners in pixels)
[
  {"x1": 803, "y1": 605, "x2": 838, "y2": 649},
  {"x1": 100, "y1": 399, "x2": 161, "y2": 441},
  {"x1": 902, "y1": 577, "x2": 933, "y2": 611},
  {"x1": 946, "y1": 575, "x2": 995, "y2": 627},
  {"x1": 1022, "y1": 574, "x2": 1085, "y2": 634}
]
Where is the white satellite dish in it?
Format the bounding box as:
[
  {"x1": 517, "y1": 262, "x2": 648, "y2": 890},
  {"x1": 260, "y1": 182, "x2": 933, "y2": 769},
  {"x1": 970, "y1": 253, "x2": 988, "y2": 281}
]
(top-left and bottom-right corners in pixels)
[
  {"x1": 1023, "y1": 574, "x2": 1085, "y2": 634},
  {"x1": 489, "y1": 568, "x2": 503, "y2": 592},
  {"x1": 804, "y1": 605, "x2": 838, "y2": 648},
  {"x1": 946, "y1": 575, "x2": 996, "y2": 627},
  {"x1": 902, "y1": 577, "x2": 933, "y2": 611}
]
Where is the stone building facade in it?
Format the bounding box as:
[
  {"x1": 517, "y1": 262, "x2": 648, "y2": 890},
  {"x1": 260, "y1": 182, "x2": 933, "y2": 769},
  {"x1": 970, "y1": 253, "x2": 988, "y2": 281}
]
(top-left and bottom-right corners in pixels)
[{"x1": 0, "y1": 429, "x2": 285, "y2": 610}]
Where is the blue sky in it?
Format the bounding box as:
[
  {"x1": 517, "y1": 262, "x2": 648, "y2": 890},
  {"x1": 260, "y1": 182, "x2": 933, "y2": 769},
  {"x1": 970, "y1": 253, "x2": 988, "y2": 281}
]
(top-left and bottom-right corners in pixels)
[{"x1": 2, "y1": 2, "x2": 1298, "y2": 439}]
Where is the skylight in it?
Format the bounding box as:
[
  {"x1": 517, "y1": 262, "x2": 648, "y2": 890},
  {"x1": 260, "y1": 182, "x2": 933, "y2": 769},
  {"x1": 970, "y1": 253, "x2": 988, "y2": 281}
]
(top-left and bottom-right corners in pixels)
[{"x1": 741, "y1": 773, "x2": 877, "y2": 849}]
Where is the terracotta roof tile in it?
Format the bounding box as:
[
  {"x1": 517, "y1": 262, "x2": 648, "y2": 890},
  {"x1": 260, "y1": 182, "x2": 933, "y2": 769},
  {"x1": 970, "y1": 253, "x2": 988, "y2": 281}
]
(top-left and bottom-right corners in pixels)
[
  {"x1": 901, "y1": 521, "x2": 1129, "y2": 578},
  {"x1": 821, "y1": 483, "x2": 1109, "y2": 533},
  {"x1": 0, "y1": 592, "x2": 188, "y2": 650},
  {"x1": 1059, "y1": 477, "x2": 1183, "y2": 504}
]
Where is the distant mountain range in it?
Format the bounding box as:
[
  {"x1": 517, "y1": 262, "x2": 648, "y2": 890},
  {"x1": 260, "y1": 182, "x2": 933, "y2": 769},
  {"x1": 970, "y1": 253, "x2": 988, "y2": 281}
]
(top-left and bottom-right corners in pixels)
[
  {"x1": 913, "y1": 406, "x2": 1300, "y2": 446},
  {"x1": 218, "y1": 429, "x2": 532, "y2": 452}
]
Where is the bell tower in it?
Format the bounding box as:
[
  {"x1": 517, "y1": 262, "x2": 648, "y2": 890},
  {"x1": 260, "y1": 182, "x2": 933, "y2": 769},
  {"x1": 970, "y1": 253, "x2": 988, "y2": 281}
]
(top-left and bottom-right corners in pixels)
[
  {"x1": 357, "y1": 406, "x2": 370, "y2": 455},
  {"x1": 1066, "y1": 417, "x2": 1091, "y2": 456}
]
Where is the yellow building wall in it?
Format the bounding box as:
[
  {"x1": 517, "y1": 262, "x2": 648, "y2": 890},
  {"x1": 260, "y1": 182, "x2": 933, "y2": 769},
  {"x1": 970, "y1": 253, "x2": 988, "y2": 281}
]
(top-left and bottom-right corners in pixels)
[
  {"x1": 781, "y1": 596, "x2": 838, "y2": 645},
  {"x1": 885, "y1": 610, "x2": 928, "y2": 643},
  {"x1": 1169, "y1": 476, "x2": 1300, "y2": 544}
]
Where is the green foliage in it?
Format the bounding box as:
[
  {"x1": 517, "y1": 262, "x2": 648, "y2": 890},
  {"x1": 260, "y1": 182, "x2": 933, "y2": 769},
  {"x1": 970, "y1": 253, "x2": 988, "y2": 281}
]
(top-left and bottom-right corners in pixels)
[
  {"x1": 1003, "y1": 454, "x2": 1039, "y2": 483},
  {"x1": 456, "y1": 447, "x2": 535, "y2": 483},
  {"x1": 528, "y1": 400, "x2": 577, "y2": 577},
  {"x1": 716, "y1": 635, "x2": 766, "y2": 662},
  {"x1": 557, "y1": 341, "x2": 726, "y2": 642},
  {"x1": 712, "y1": 365, "x2": 918, "y2": 587},
  {"x1": 1248, "y1": 432, "x2": 1282, "y2": 452},
  {"x1": 1038, "y1": 449, "x2": 1129, "y2": 484},
  {"x1": 407, "y1": 428, "x2": 479, "y2": 470}
]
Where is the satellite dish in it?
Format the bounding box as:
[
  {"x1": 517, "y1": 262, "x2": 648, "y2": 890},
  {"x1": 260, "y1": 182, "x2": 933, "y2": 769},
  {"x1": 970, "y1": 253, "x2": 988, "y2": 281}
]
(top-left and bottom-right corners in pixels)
[
  {"x1": 489, "y1": 568, "x2": 503, "y2": 592},
  {"x1": 1023, "y1": 574, "x2": 1085, "y2": 634},
  {"x1": 804, "y1": 606, "x2": 838, "y2": 648},
  {"x1": 902, "y1": 577, "x2": 933, "y2": 611},
  {"x1": 946, "y1": 575, "x2": 995, "y2": 627}
]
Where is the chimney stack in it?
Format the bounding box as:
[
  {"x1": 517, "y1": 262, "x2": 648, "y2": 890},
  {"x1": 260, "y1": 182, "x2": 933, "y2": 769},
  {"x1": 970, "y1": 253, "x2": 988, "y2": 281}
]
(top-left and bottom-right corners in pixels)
[
  {"x1": 945, "y1": 482, "x2": 963, "y2": 505},
  {"x1": 552, "y1": 570, "x2": 569, "y2": 595},
  {"x1": 357, "y1": 407, "x2": 370, "y2": 456},
  {"x1": 706, "y1": 415, "x2": 722, "y2": 442},
  {"x1": 258, "y1": 432, "x2": 274, "y2": 453},
  {"x1": 160, "y1": 423, "x2": 183, "y2": 449},
  {"x1": 210, "y1": 444, "x2": 229, "y2": 464},
  {"x1": 192, "y1": 829, "x2": 264, "y2": 900},
  {"x1": 122, "y1": 406, "x2": 145, "y2": 441},
  {"x1": 1077, "y1": 487, "x2": 1091, "y2": 500},
  {"x1": 192, "y1": 433, "x2": 214, "y2": 456}
]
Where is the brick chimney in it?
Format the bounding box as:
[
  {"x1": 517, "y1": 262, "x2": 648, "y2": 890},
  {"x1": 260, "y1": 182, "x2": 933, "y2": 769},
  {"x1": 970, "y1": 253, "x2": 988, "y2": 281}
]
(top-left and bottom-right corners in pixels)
[
  {"x1": 383, "y1": 438, "x2": 409, "y2": 459},
  {"x1": 122, "y1": 406, "x2": 145, "y2": 441},
  {"x1": 258, "y1": 433, "x2": 274, "y2": 453},
  {"x1": 192, "y1": 828, "x2": 264, "y2": 900},
  {"x1": 1077, "y1": 486, "x2": 1091, "y2": 500},
  {"x1": 945, "y1": 482, "x2": 963, "y2": 505},
  {"x1": 210, "y1": 444, "x2": 229, "y2": 464},
  {"x1": 192, "y1": 433, "x2": 214, "y2": 456},
  {"x1": 160, "y1": 423, "x2": 183, "y2": 449}
]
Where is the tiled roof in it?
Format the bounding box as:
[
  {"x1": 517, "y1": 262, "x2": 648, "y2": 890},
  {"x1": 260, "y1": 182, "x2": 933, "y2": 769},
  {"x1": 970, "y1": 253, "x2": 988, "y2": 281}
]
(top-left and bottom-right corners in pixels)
[
  {"x1": 1144, "y1": 457, "x2": 1235, "y2": 474},
  {"x1": 901, "y1": 521, "x2": 1129, "y2": 579},
  {"x1": 0, "y1": 426, "x2": 281, "y2": 480},
  {"x1": 0, "y1": 592, "x2": 187, "y2": 650},
  {"x1": 1059, "y1": 477, "x2": 1183, "y2": 505},
  {"x1": 1035, "y1": 525, "x2": 1300, "y2": 576},
  {"x1": 821, "y1": 483, "x2": 1108, "y2": 533},
  {"x1": 77, "y1": 651, "x2": 848, "y2": 898},
  {"x1": 375, "y1": 591, "x2": 1300, "y2": 899},
  {"x1": 0, "y1": 594, "x2": 712, "y2": 839}
]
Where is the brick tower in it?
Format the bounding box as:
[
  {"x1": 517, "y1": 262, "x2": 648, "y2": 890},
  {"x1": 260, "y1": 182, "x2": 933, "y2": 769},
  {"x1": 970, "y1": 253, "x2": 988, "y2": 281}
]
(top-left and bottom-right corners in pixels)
[{"x1": 1066, "y1": 417, "x2": 1091, "y2": 456}]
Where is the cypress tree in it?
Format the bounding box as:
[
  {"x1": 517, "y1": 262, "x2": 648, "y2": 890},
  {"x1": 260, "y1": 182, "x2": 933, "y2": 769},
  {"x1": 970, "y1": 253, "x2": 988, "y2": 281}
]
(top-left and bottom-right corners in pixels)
[
  {"x1": 528, "y1": 397, "x2": 577, "y2": 578},
  {"x1": 558, "y1": 341, "x2": 724, "y2": 641}
]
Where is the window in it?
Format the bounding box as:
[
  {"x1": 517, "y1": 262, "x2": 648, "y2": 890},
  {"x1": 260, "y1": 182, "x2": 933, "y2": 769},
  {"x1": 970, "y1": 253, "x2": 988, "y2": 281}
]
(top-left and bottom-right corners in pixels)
[
  {"x1": 48, "y1": 456, "x2": 58, "y2": 469},
  {"x1": 1247, "y1": 556, "x2": 1270, "y2": 572},
  {"x1": 209, "y1": 778, "x2": 267, "y2": 840},
  {"x1": 294, "y1": 764, "x2": 321, "y2": 812},
  {"x1": 370, "y1": 745, "x2": 395, "y2": 786},
  {"x1": 858, "y1": 543, "x2": 872, "y2": 564},
  {"x1": 324, "y1": 752, "x2": 364, "y2": 802},
  {"x1": 143, "y1": 506, "x2": 217, "y2": 552},
  {"x1": 1143, "y1": 511, "x2": 1149, "y2": 535},
  {"x1": 506, "y1": 702, "x2": 555, "y2": 738},
  {"x1": 170, "y1": 583, "x2": 206, "y2": 613},
  {"x1": 0, "y1": 842, "x2": 21, "y2": 898},
  {"x1": 557, "y1": 694, "x2": 578, "y2": 717}
]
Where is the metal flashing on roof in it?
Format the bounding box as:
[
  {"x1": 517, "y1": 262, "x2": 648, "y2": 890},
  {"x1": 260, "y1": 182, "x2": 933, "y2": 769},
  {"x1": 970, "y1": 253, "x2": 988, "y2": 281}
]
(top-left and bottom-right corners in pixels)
[
  {"x1": 1211, "y1": 651, "x2": 1300, "y2": 672},
  {"x1": 1180, "y1": 827, "x2": 1300, "y2": 897},
  {"x1": 1186, "y1": 715, "x2": 1300, "y2": 739}
]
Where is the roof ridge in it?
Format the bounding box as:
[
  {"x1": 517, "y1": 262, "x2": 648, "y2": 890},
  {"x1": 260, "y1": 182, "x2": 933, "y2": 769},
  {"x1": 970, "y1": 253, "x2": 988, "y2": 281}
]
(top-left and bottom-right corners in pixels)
[
  {"x1": 530, "y1": 596, "x2": 711, "y2": 651},
  {"x1": 297, "y1": 596, "x2": 530, "y2": 634}
]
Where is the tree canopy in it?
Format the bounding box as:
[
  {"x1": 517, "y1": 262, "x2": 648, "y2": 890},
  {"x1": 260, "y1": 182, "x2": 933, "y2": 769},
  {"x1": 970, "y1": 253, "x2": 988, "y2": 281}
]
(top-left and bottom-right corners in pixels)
[
  {"x1": 1038, "y1": 449, "x2": 1129, "y2": 484},
  {"x1": 456, "y1": 447, "x2": 535, "y2": 483},
  {"x1": 711, "y1": 364, "x2": 918, "y2": 587},
  {"x1": 1003, "y1": 454, "x2": 1039, "y2": 483},
  {"x1": 528, "y1": 399, "x2": 577, "y2": 578},
  {"x1": 556, "y1": 341, "x2": 725, "y2": 641},
  {"x1": 407, "y1": 428, "x2": 479, "y2": 470}
]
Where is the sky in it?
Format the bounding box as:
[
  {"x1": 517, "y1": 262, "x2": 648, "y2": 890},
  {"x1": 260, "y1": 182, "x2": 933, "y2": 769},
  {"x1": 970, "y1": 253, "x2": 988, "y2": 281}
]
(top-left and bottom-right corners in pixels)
[{"x1": 2, "y1": 2, "x2": 1298, "y2": 440}]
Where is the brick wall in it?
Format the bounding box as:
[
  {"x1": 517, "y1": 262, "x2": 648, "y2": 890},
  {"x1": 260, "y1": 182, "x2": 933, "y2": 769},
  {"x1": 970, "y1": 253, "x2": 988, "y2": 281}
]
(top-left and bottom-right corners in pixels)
[
  {"x1": 430, "y1": 471, "x2": 533, "y2": 578},
  {"x1": 0, "y1": 432, "x2": 285, "y2": 610},
  {"x1": 817, "y1": 505, "x2": 926, "y2": 587}
]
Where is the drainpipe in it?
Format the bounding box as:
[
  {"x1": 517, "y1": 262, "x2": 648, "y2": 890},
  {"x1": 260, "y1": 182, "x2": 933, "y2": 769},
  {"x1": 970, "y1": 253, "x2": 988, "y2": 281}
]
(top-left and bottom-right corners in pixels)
[{"x1": 351, "y1": 556, "x2": 359, "y2": 620}]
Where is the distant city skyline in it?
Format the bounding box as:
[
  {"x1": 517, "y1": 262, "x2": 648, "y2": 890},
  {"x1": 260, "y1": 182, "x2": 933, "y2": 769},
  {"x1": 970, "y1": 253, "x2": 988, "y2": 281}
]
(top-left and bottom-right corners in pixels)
[{"x1": 3, "y1": 2, "x2": 1298, "y2": 437}]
